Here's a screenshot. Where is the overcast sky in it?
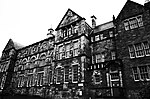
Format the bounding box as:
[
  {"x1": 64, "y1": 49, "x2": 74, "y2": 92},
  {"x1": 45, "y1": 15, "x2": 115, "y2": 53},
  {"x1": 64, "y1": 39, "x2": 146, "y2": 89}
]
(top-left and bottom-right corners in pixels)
[{"x1": 0, "y1": 0, "x2": 145, "y2": 57}]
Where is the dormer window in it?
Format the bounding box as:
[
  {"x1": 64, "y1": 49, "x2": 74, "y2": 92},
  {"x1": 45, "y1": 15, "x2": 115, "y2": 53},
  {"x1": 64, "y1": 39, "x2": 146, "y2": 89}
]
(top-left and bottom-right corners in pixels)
[
  {"x1": 124, "y1": 15, "x2": 143, "y2": 31},
  {"x1": 95, "y1": 35, "x2": 100, "y2": 41}
]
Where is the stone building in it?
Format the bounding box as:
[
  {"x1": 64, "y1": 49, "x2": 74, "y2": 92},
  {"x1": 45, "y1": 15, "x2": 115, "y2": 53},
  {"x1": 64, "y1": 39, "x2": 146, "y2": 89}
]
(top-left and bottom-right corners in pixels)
[
  {"x1": 88, "y1": 19, "x2": 123, "y2": 98},
  {"x1": 1, "y1": 0, "x2": 150, "y2": 99},
  {"x1": 53, "y1": 9, "x2": 92, "y2": 98},
  {"x1": 0, "y1": 39, "x2": 23, "y2": 93},
  {"x1": 12, "y1": 35, "x2": 55, "y2": 97},
  {"x1": 115, "y1": 0, "x2": 150, "y2": 98}
]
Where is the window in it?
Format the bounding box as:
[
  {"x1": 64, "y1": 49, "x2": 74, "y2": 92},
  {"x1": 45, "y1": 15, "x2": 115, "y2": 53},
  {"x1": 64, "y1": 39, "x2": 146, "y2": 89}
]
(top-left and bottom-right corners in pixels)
[
  {"x1": 72, "y1": 65, "x2": 78, "y2": 83},
  {"x1": 128, "y1": 45, "x2": 136, "y2": 58},
  {"x1": 143, "y1": 41, "x2": 150, "y2": 56},
  {"x1": 100, "y1": 34, "x2": 104, "y2": 40},
  {"x1": 128, "y1": 41, "x2": 150, "y2": 58},
  {"x1": 68, "y1": 28, "x2": 72, "y2": 37},
  {"x1": 48, "y1": 69, "x2": 52, "y2": 84},
  {"x1": 132, "y1": 66, "x2": 150, "y2": 81},
  {"x1": 129, "y1": 18, "x2": 138, "y2": 29},
  {"x1": 95, "y1": 54, "x2": 105, "y2": 63},
  {"x1": 92, "y1": 70, "x2": 102, "y2": 84},
  {"x1": 135, "y1": 43, "x2": 145, "y2": 57},
  {"x1": 132, "y1": 67, "x2": 140, "y2": 81},
  {"x1": 95, "y1": 35, "x2": 100, "y2": 41},
  {"x1": 91, "y1": 37, "x2": 94, "y2": 42},
  {"x1": 137, "y1": 15, "x2": 143, "y2": 27},
  {"x1": 64, "y1": 29, "x2": 67, "y2": 37},
  {"x1": 110, "y1": 73, "x2": 119, "y2": 80},
  {"x1": 111, "y1": 51, "x2": 116, "y2": 60},
  {"x1": 59, "y1": 46, "x2": 63, "y2": 59},
  {"x1": 73, "y1": 42, "x2": 78, "y2": 56},
  {"x1": 27, "y1": 75, "x2": 33, "y2": 87},
  {"x1": 56, "y1": 67, "x2": 62, "y2": 84},
  {"x1": 64, "y1": 66, "x2": 69, "y2": 82},
  {"x1": 139, "y1": 66, "x2": 149, "y2": 80},
  {"x1": 124, "y1": 20, "x2": 130, "y2": 31},
  {"x1": 0, "y1": 75, "x2": 6, "y2": 89},
  {"x1": 109, "y1": 31, "x2": 113, "y2": 37},
  {"x1": 124, "y1": 15, "x2": 143, "y2": 31},
  {"x1": 37, "y1": 73, "x2": 43, "y2": 86},
  {"x1": 66, "y1": 44, "x2": 70, "y2": 58},
  {"x1": 74, "y1": 26, "x2": 78, "y2": 34}
]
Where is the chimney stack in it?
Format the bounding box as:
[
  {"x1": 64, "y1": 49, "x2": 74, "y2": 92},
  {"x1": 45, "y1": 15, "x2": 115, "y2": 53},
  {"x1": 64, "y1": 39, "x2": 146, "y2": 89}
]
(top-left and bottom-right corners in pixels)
[
  {"x1": 47, "y1": 27, "x2": 54, "y2": 37},
  {"x1": 91, "y1": 15, "x2": 97, "y2": 28}
]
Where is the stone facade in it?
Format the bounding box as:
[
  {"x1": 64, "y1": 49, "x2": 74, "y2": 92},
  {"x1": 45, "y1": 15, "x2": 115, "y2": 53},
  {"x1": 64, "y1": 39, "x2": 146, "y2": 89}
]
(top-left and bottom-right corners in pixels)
[
  {"x1": 116, "y1": 0, "x2": 150, "y2": 98},
  {"x1": 1, "y1": 1, "x2": 150, "y2": 99}
]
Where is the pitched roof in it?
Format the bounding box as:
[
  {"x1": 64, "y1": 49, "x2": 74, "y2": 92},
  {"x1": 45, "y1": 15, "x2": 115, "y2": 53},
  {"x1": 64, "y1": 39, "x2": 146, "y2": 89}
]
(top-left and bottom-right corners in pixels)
[
  {"x1": 3, "y1": 39, "x2": 24, "y2": 52},
  {"x1": 94, "y1": 21, "x2": 114, "y2": 33},
  {"x1": 55, "y1": 8, "x2": 83, "y2": 30},
  {"x1": 116, "y1": 0, "x2": 144, "y2": 21}
]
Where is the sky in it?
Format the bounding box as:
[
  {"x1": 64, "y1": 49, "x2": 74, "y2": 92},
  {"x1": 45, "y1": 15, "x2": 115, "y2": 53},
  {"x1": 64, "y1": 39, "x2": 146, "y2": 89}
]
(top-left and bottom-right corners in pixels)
[{"x1": 0, "y1": 0, "x2": 145, "y2": 57}]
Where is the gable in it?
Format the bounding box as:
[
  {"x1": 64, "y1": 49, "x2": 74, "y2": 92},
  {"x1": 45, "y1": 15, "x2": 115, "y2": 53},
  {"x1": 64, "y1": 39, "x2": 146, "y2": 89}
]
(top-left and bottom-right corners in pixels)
[
  {"x1": 3, "y1": 39, "x2": 14, "y2": 52},
  {"x1": 116, "y1": 0, "x2": 144, "y2": 21},
  {"x1": 55, "y1": 9, "x2": 83, "y2": 30}
]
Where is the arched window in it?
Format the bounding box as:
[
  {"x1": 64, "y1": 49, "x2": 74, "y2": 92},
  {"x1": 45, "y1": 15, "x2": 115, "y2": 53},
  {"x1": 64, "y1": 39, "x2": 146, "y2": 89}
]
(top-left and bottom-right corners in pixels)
[{"x1": 92, "y1": 70, "x2": 102, "y2": 85}]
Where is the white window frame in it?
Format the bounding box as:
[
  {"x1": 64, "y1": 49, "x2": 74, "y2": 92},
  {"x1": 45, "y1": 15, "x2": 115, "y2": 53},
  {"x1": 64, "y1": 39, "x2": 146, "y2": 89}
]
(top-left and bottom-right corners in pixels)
[
  {"x1": 139, "y1": 66, "x2": 150, "y2": 81},
  {"x1": 124, "y1": 15, "x2": 143, "y2": 31},
  {"x1": 64, "y1": 66, "x2": 69, "y2": 83},
  {"x1": 59, "y1": 45, "x2": 63, "y2": 60},
  {"x1": 134, "y1": 43, "x2": 145, "y2": 58},
  {"x1": 124, "y1": 20, "x2": 130, "y2": 31},
  {"x1": 73, "y1": 41, "x2": 78, "y2": 57},
  {"x1": 143, "y1": 41, "x2": 150, "y2": 56},
  {"x1": 128, "y1": 45, "x2": 136, "y2": 58},
  {"x1": 65, "y1": 44, "x2": 70, "y2": 58},
  {"x1": 95, "y1": 35, "x2": 100, "y2": 41},
  {"x1": 72, "y1": 65, "x2": 78, "y2": 83},
  {"x1": 56, "y1": 67, "x2": 62, "y2": 84},
  {"x1": 132, "y1": 66, "x2": 150, "y2": 81}
]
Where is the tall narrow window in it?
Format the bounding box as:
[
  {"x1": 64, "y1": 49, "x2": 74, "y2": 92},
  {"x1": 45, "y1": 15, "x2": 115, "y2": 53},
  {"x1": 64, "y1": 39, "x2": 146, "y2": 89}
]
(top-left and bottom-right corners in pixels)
[
  {"x1": 37, "y1": 73, "x2": 43, "y2": 86},
  {"x1": 64, "y1": 66, "x2": 69, "y2": 82},
  {"x1": 59, "y1": 46, "x2": 63, "y2": 59},
  {"x1": 111, "y1": 51, "x2": 116, "y2": 60},
  {"x1": 128, "y1": 45, "x2": 136, "y2": 58},
  {"x1": 73, "y1": 42, "x2": 78, "y2": 56},
  {"x1": 129, "y1": 18, "x2": 138, "y2": 29},
  {"x1": 134, "y1": 43, "x2": 144, "y2": 57},
  {"x1": 137, "y1": 15, "x2": 143, "y2": 27},
  {"x1": 143, "y1": 41, "x2": 150, "y2": 56},
  {"x1": 66, "y1": 44, "x2": 70, "y2": 58},
  {"x1": 74, "y1": 26, "x2": 78, "y2": 34},
  {"x1": 68, "y1": 28, "x2": 72, "y2": 37},
  {"x1": 132, "y1": 67, "x2": 140, "y2": 81},
  {"x1": 72, "y1": 65, "x2": 78, "y2": 83},
  {"x1": 124, "y1": 20, "x2": 130, "y2": 31},
  {"x1": 56, "y1": 67, "x2": 62, "y2": 84},
  {"x1": 48, "y1": 70, "x2": 52, "y2": 84},
  {"x1": 64, "y1": 29, "x2": 67, "y2": 37},
  {"x1": 139, "y1": 66, "x2": 149, "y2": 80},
  {"x1": 95, "y1": 35, "x2": 100, "y2": 41},
  {"x1": 100, "y1": 34, "x2": 104, "y2": 40},
  {"x1": 109, "y1": 31, "x2": 113, "y2": 37}
]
